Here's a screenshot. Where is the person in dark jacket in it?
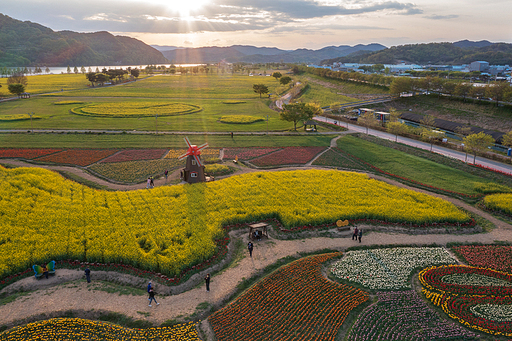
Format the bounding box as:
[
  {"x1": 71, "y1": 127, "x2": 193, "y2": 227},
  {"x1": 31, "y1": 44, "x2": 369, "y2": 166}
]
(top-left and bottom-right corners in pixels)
[
  {"x1": 148, "y1": 288, "x2": 159, "y2": 307},
  {"x1": 205, "y1": 273, "x2": 211, "y2": 292},
  {"x1": 248, "y1": 242, "x2": 254, "y2": 257},
  {"x1": 84, "y1": 267, "x2": 91, "y2": 283},
  {"x1": 358, "y1": 229, "x2": 363, "y2": 243}
]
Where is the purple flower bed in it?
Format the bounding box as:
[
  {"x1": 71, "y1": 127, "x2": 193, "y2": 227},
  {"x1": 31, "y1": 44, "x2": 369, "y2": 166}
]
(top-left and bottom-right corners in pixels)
[
  {"x1": 99, "y1": 149, "x2": 169, "y2": 163},
  {"x1": 346, "y1": 290, "x2": 478, "y2": 341},
  {"x1": 222, "y1": 148, "x2": 281, "y2": 161}
]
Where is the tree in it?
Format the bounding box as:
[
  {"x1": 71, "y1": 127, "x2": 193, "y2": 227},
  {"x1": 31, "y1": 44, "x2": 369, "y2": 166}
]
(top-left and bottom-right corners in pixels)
[
  {"x1": 387, "y1": 121, "x2": 408, "y2": 142},
  {"x1": 272, "y1": 72, "x2": 282, "y2": 81},
  {"x1": 420, "y1": 115, "x2": 438, "y2": 151},
  {"x1": 80, "y1": 66, "x2": 86, "y2": 74},
  {"x1": 306, "y1": 103, "x2": 323, "y2": 116},
  {"x1": 455, "y1": 125, "x2": 473, "y2": 162},
  {"x1": 485, "y1": 81, "x2": 510, "y2": 107},
  {"x1": 358, "y1": 111, "x2": 377, "y2": 134},
  {"x1": 280, "y1": 76, "x2": 292, "y2": 86},
  {"x1": 280, "y1": 103, "x2": 314, "y2": 131},
  {"x1": 7, "y1": 73, "x2": 28, "y2": 86},
  {"x1": 73, "y1": 66, "x2": 79, "y2": 74},
  {"x1": 8, "y1": 83, "x2": 25, "y2": 98},
  {"x1": 463, "y1": 132, "x2": 495, "y2": 164},
  {"x1": 454, "y1": 83, "x2": 472, "y2": 101},
  {"x1": 291, "y1": 65, "x2": 300, "y2": 74},
  {"x1": 502, "y1": 131, "x2": 512, "y2": 149},
  {"x1": 253, "y1": 84, "x2": 269, "y2": 98},
  {"x1": 389, "y1": 77, "x2": 411, "y2": 95},
  {"x1": 67, "y1": 66, "x2": 71, "y2": 74},
  {"x1": 130, "y1": 68, "x2": 140, "y2": 79}
]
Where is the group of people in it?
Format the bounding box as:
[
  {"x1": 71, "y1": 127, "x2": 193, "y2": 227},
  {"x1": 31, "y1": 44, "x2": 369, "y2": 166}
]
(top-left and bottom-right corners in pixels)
[
  {"x1": 352, "y1": 227, "x2": 363, "y2": 243},
  {"x1": 146, "y1": 177, "x2": 155, "y2": 189}
]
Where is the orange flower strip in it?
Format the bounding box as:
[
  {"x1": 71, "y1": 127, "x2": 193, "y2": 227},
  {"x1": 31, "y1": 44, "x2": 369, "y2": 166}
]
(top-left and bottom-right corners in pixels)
[{"x1": 209, "y1": 252, "x2": 368, "y2": 341}]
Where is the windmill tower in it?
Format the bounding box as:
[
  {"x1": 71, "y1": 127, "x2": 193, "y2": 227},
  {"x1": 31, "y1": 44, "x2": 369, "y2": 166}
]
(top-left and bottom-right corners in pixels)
[{"x1": 178, "y1": 137, "x2": 209, "y2": 184}]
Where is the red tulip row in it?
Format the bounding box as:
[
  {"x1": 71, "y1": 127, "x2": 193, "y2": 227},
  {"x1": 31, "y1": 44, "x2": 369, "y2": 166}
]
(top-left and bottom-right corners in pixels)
[
  {"x1": 35, "y1": 149, "x2": 119, "y2": 166},
  {"x1": 471, "y1": 163, "x2": 512, "y2": 177},
  {"x1": 420, "y1": 265, "x2": 512, "y2": 337},
  {"x1": 0, "y1": 148, "x2": 62, "y2": 159},
  {"x1": 336, "y1": 148, "x2": 483, "y2": 198},
  {"x1": 209, "y1": 252, "x2": 368, "y2": 341},
  {"x1": 250, "y1": 147, "x2": 326, "y2": 167},
  {"x1": 452, "y1": 245, "x2": 512, "y2": 273}
]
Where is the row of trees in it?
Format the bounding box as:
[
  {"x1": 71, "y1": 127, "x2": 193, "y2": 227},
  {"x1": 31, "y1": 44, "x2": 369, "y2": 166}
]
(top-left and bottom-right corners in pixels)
[
  {"x1": 389, "y1": 76, "x2": 512, "y2": 106},
  {"x1": 85, "y1": 68, "x2": 140, "y2": 87},
  {"x1": 359, "y1": 109, "x2": 512, "y2": 163}
]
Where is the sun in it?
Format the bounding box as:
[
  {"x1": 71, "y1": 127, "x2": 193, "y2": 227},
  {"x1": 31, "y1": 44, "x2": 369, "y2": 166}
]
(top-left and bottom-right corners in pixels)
[{"x1": 152, "y1": 0, "x2": 210, "y2": 17}]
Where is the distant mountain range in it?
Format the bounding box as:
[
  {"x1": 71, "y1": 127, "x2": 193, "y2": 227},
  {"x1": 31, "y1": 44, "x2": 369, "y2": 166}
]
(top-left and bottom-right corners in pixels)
[
  {"x1": 153, "y1": 44, "x2": 387, "y2": 64},
  {"x1": 322, "y1": 40, "x2": 512, "y2": 65},
  {"x1": 0, "y1": 14, "x2": 168, "y2": 67}
]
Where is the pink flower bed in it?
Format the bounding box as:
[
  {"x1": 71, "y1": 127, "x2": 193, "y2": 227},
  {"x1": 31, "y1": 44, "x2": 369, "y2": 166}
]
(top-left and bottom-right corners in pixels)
[
  {"x1": 223, "y1": 148, "x2": 281, "y2": 161},
  {"x1": 35, "y1": 149, "x2": 119, "y2": 166},
  {"x1": 250, "y1": 147, "x2": 325, "y2": 167},
  {"x1": 0, "y1": 148, "x2": 62, "y2": 159},
  {"x1": 99, "y1": 149, "x2": 168, "y2": 163}
]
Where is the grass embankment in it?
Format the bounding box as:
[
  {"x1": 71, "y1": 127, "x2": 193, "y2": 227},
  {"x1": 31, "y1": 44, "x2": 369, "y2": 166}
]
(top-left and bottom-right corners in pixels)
[{"x1": 313, "y1": 134, "x2": 511, "y2": 197}]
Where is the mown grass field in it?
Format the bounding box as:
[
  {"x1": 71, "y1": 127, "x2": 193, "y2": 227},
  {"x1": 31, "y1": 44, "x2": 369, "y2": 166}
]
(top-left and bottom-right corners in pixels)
[
  {"x1": 294, "y1": 82, "x2": 356, "y2": 107},
  {"x1": 0, "y1": 74, "x2": 300, "y2": 132},
  {"x1": 300, "y1": 73, "x2": 390, "y2": 95},
  {"x1": 0, "y1": 74, "x2": 90, "y2": 95},
  {"x1": 334, "y1": 135, "x2": 509, "y2": 196}
]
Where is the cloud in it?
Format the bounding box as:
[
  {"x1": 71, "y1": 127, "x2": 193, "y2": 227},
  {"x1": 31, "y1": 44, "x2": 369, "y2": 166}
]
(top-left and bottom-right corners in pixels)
[
  {"x1": 2, "y1": 0, "x2": 423, "y2": 34},
  {"x1": 423, "y1": 14, "x2": 459, "y2": 20}
]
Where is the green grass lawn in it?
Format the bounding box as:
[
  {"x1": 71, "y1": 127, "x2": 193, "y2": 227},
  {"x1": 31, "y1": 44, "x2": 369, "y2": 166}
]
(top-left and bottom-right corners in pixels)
[
  {"x1": 0, "y1": 133, "x2": 333, "y2": 148},
  {"x1": 44, "y1": 74, "x2": 286, "y2": 99},
  {"x1": 0, "y1": 74, "x2": 305, "y2": 132},
  {"x1": 0, "y1": 96, "x2": 293, "y2": 132},
  {"x1": 301, "y1": 73, "x2": 390, "y2": 95},
  {"x1": 294, "y1": 82, "x2": 356, "y2": 107},
  {"x1": 336, "y1": 135, "x2": 506, "y2": 196}
]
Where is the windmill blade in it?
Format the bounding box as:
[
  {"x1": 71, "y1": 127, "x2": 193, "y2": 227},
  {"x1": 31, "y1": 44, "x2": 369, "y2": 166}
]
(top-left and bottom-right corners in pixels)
[
  {"x1": 193, "y1": 154, "x2": 203, "y2": 167},
  {"x1": 178, "y1": 152, "x2": 189, "y2": 160},
  {"x1": 184, "y1": 136, "x2": 192, "y2": 149},
  {"x1": 197, "y1": 142, "x2": 209, "y2": 151}
]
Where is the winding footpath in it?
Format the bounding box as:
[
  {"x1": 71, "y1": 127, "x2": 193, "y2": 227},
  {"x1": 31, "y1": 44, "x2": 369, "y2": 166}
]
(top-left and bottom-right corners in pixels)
[{"x1": 1, "y1": 138, "x2": 511, "y2": 336}]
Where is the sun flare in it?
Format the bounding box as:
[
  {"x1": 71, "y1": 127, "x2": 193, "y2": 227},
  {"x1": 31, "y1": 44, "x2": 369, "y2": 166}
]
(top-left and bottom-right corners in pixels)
[{"x1": 151, "y1": 0, "x2": 210, "y2": 17}]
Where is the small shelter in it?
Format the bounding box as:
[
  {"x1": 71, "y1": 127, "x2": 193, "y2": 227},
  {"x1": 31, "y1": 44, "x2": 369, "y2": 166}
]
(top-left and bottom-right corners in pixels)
[
  {"x1": 21, "y1": 92, "x2": 30, "y2": 99},
  {"x1": 248, "y1": 222, "x2": 268, "y2": 241},
  {"x1": 303, "y1": 120, "x2": 317, "y2": 132}
]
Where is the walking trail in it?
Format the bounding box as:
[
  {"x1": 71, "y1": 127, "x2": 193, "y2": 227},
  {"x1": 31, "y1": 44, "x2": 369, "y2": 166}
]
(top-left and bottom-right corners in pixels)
[{"x1": 1, "y1": 138, "x2": 511, "y2": 332}]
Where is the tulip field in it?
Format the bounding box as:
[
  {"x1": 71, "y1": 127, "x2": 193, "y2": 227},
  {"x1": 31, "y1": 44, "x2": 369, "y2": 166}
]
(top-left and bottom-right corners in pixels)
[
  {"x1": 331, "y1": 247, "x2": 458, "y2": 290},
  {"x1": 0, "y1": 167, "x2": 471, "y2": 280},
  {"x1": 420, "y1": 265, "x2": 512, "y2": 337},
  {"x1": 452, "y1": 244, "x2": 512, "y2": 273},
  {"x1": 249, "y1": 146, "x2": 326, "y2": 167},
  {"x1": 35, "y1": 149, "x2": 119, "y2": 166},
  {"x1": 209, "y1": 252, "x2": 369, "y2": 341},
  {"x1": 346, "y1": 290, "x2": 479, "y2": 340},
  {"x1": 0, "y1": 318, "x2": 200, "y2": 341}
]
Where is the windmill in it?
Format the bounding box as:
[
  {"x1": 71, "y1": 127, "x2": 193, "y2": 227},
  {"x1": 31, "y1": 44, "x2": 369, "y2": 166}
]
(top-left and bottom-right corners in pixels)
[{"x1": 178, "y1": 137, "x2": 209, "y2": 183}]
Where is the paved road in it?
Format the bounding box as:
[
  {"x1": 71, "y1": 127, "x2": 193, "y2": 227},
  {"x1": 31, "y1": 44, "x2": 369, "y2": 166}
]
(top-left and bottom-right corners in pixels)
[{"x1": 314, "y1": 116, "x2": 512, "y2": 175}]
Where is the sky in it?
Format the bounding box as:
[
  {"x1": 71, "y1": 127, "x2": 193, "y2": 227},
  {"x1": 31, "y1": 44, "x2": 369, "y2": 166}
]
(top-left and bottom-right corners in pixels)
[{"x1": 2, "y1": 0, "x2": 511, "y2": 50}]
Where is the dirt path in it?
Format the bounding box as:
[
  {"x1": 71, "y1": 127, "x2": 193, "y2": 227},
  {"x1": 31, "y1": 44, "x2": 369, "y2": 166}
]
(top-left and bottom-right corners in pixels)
[{"x1": 1, "y1": 144, "x2": 512, "y2": 331}]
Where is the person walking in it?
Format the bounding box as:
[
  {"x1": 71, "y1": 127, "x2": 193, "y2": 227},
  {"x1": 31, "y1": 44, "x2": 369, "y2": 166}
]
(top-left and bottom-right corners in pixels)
[
  {"x1": 146, "y1": 177, "x2": 151, "y2": 189},
  {"x1": 150, "y1": 177, "x2": 154, "y2": 188},
  {"x1": 352, "y1": 226, "x2": 359, "y2": 241},
  {"x1": 84, "y1": 267, "x2": 91, "y2": 283},
  {"x1": 147, "y1": 281, "x2": 153, "y2": 293},
  {"x1": 164, "y1": 170, "x2": 169, "y2": 181},
  {"x1": 247, "y1": 241, "x2": 254, "y2": 258},
  {"x1": 148, "y1": 288, "x2": 159, "y2": 307},
  {"x1": 204, "y1": 273, "x2": 211, "y2": 292},
  {"x1": 358, "y1": 229, "x2": 363, "y2": 243},
  {"x1": 42, "y1": 265, "x2": 48, "y2": 279}
]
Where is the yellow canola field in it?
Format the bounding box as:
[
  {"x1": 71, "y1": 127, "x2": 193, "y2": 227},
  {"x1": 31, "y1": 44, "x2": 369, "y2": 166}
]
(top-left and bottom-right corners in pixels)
[
  {"x1": 0, "y1": 168, "x2": 470, "y2": 279},
  {"x1": 483, "y1": 193, "x2": 512, "y2": 215}
]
